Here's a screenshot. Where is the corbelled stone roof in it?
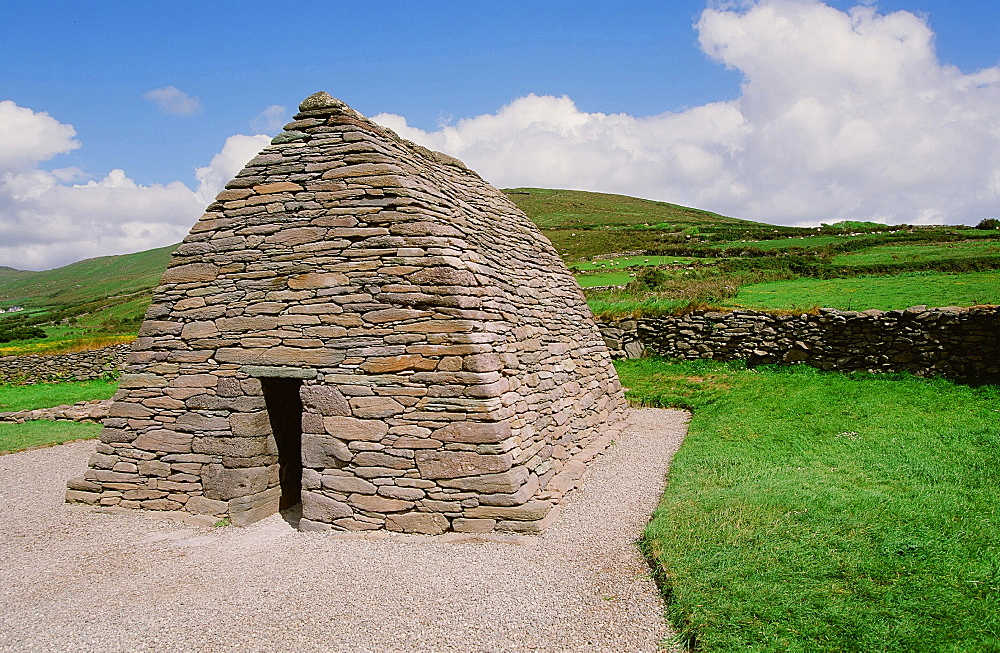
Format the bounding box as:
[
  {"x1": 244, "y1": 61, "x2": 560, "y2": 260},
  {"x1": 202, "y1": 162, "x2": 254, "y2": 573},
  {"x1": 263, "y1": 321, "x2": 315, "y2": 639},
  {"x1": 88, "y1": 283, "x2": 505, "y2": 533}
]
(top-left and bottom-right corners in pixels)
[{"x1": 68, "y1": 92, "x2": 628, "y2": 534}]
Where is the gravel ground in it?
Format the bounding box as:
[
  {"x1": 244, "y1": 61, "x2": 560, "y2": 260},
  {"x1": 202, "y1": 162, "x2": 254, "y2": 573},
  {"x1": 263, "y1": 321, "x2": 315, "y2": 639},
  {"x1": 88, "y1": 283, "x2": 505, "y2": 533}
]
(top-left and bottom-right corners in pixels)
[{"x1": 0, "y1": 408, "x2": 688, "y2": 653}]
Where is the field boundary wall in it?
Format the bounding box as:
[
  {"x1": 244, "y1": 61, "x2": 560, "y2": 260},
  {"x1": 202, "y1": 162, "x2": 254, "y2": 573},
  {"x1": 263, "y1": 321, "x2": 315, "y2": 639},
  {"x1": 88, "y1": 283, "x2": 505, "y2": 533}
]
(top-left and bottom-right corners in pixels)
[
  {"x1": 0, "y1": 344, "x2": 130, "y2": 384},
  {"x1": 598, "y1": 305, "x2": 999, "y2": 382}
]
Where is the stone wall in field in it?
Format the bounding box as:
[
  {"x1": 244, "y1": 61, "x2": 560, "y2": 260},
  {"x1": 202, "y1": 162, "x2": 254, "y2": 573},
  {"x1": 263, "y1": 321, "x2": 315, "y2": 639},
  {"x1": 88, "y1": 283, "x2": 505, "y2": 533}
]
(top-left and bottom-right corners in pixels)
[
  {"x1": 598, "y1": 305, "x2": 999, "y2": 382},
  {"x1": 0, "y1": 344, "x2": 130, "y2": 385},
  {"x1": 67, "y1": 92, "x2": 628, "y2": 534}
]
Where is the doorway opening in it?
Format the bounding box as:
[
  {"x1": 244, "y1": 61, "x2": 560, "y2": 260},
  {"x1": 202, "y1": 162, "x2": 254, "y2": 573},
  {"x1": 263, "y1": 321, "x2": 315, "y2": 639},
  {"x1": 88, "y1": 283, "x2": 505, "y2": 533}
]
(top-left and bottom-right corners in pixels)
[{"x1": 261, "y1": 377, "x2": 303, "y2": 511}]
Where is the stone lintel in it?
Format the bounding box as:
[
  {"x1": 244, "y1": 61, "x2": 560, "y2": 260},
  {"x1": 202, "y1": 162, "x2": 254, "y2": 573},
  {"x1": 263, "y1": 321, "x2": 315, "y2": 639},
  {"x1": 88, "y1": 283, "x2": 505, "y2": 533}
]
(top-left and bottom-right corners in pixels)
[{"x1": 240, "y1": 365, "x2": 318, "y2": 379}]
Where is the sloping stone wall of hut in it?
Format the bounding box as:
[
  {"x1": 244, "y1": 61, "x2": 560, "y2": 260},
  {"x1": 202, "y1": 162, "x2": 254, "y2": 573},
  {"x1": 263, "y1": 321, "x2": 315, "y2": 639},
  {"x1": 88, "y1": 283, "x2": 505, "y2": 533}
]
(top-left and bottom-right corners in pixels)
[
  {"x1": 67, "y1": 92, "x2": 627, "y2": 534},
  {"x1": 599, "y1": 305, "x2": 999, "y2": 382}
]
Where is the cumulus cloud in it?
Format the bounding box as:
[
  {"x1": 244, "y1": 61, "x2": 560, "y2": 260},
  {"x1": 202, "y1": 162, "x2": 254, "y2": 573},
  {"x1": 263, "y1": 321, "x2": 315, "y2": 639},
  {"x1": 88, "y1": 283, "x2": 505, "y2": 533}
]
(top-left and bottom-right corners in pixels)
[
  {"x1": 193, "y1": 133, "x2": 273, "y2": 206},
  {"x1": 0, "y1": 100, "x2": 80, "y2": 170},
  {"x1": 142, "y1": 85, "x2": 203, "y2": 116},
  {"x1": 0, "y1": 101, "x2": 269, "y2": 270},
  {"x1": 376, "y1": 0, "x2": 1000, "y2": 226},
  {"x1": 251, "y1": 105, "x2": 289, "y2": 134}
]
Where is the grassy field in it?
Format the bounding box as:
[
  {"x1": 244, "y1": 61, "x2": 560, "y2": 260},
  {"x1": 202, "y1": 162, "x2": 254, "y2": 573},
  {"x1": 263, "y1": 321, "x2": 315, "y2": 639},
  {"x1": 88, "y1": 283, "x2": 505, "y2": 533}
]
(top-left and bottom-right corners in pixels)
[
  {"x1": 616, "y1": 358, "x2": 1000, "y2": 652},
  {"x1": 832, "y1": 240, "x2": 1000, "y2": 266},
  {"x1": 0, "y1": 379, "x2": 118, "y2": 412},
  {"x1": 0, "y1": 420, "x2": 102, "y2": 454},
  {"x1": 0, "y1": 379, "x2": 116, "y2": 454},
  {"x1": 731, "y1": 271, "x2": 1000, "y2": 311}
]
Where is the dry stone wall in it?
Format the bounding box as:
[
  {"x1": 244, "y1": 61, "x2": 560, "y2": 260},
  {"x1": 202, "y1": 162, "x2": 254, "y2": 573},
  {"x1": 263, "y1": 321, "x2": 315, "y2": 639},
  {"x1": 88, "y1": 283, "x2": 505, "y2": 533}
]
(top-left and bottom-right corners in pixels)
[
  {"x1": 67, "y1": 92, "x2": 628, "y2": 534},
  {"x1": 0, "y1": 344, "x2": 129, "y2": 385},
  {"x1": 599, "y1": 305, "x2": 999, "y2": 381}
]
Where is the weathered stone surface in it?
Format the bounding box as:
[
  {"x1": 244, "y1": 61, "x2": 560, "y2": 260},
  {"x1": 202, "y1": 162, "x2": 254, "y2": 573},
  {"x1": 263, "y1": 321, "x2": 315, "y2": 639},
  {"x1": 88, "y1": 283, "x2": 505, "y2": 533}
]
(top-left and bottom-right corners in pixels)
[
  {"x1": 202, "y1": 464, "x2": 270, "y2": 501},
  {"x1": 300, "y1": 386, "x2": 350, "y2": 416},
  {"x1": 414, "y1": 451, "x2": 513, "y2": 479},
  {"x1": 348, "y1": 396, "x2": 404, "y2": 418},
  {"x1": 132, "y1": 430, "x2": 192, "y2": 454},
  {"x1": 162, "y1": 263, "x2": 219, "y2": 284},
  {"x1": 323, "y1": 416, "x2": 389, "y2": 441},
  {"x1": 465, "y1": 500, "x2": 553, "y2": 521},
  {"x1": 288, "y1": 272, "x2": 349, "y2": 289},
  {"x1": 385, "y1": 512, "x2": 449, "y2": 535},
  {"x1": 430, "y1": 421, "x2": 511, "y2": 444},
  {"x1": 302, "y1": 491, "x2": 352, "y2": 522},
  {"x1": 348, "y1": 493, "x2": 412, "y2": 513},
  {"x1": 438, "y1": 466, "x2": 530, "y2": 494},
  {"x1": 452, "y1": 518, "x2": 497, "y2": 533},
  {"x1": 228, "y1": 487, "x2": 281, "y2": 526},
  {"x1": 321, "y1": 474, "x2": 377, "y2": 495},
  {"x1": 302, "y1": 434, "x2": 353, "y2": 468},
  {"x1": 185, "y1": 496, "x2": 229, "y2": 515}
]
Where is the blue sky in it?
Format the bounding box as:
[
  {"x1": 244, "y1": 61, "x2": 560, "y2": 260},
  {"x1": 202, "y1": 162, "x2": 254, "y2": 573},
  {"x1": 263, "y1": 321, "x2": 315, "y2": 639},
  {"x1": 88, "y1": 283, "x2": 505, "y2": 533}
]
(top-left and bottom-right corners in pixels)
[{"x1": 1, "y1": 0, "x2": 999, "y2": 269}]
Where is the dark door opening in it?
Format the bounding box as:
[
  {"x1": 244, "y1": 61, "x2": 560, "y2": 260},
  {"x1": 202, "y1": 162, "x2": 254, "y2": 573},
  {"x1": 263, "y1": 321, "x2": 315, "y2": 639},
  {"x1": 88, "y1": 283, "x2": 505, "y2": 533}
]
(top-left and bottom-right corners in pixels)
[{"x1": 261, "y1": 378, "x2": 303, "y2": 511}]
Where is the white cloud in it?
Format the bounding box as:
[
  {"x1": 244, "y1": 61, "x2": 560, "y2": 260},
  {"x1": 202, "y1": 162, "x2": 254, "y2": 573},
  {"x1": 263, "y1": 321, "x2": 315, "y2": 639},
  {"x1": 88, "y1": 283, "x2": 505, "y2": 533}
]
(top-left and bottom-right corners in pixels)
[
  {"x1": 142, "y1": 85, "x2": 202, "y2": 116},
  {"x1": 193, "y1": 133, "x2": 273, "y2": 206},
  {"x1": 0, "y1": 101, "x2": 269, "y2": 270},
  {"x1": 0, "y1": 100, "x2": 79, "y2": 170},
  {"x1": 251, "y1": 105, "x2": 289, "y2": 134},
  {"x1": 376, "y1": 0, "x2": 1000, "y2": 226}
]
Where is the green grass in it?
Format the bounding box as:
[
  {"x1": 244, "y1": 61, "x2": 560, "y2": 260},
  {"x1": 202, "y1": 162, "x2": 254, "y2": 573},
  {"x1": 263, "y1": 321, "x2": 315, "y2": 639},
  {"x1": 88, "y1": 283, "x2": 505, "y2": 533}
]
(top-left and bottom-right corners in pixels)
[
  {"x1": 730, "y1": 271, "x2": 1000, "y2": 311},
  {"x1": 832, "y1": 240, "x2": 1000, "y2": 266},
  {"x1": 0, "y1": 420, "x2": 102, "y2": 454},
  {"x1": 710, "y1": 234, "x2": 857, "y2": 250},
  {"x1": 0, "y1": 379, "x2": 118, "y2": 412},
  {"x1": 616, "y1": 358, "x2": 1000, "y2": 652},
  {"x1": 569, "y1": 255, "x2": 705, "y2": 270},
  {"x1": 506, "y1": 187, "x2": 748, "y2": 230}
]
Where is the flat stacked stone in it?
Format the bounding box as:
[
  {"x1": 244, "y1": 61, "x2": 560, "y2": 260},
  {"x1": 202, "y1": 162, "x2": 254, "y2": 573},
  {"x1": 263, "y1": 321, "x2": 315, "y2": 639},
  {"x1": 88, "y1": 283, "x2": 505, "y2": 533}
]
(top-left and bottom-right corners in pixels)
[{"x1": 66, "y1": 92, "x2": 628, "y2": 533}]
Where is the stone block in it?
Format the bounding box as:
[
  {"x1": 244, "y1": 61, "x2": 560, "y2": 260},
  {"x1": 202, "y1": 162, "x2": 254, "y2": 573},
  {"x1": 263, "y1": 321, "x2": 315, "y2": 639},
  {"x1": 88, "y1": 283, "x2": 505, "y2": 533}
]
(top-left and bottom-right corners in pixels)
[
  {"x1": 385, "y1": 512, "x2": 450, "y2": 535},
  {"x1": 288, "y1": 272, "x2": 349, "y2": 289},
  {"x1": 301, "y1": 386, "x2": 351, "y2": 416},
  {"x1": 185, "y1": 496, "x2": 229, "y2": 516},
  {"x1": 161, "y1": 263, "x2": 219, "y2": 284},
  {"x1": 298, "y1": 518, "x2": 332, "y2": 532},
  {"x1": 496, "y1": 504, "x2": 561, "y2": 534},
  {"x1": 132, "y1": 430, "x2": 193, "y2": 454},
  {"x1": 352, "y1": 451, "x2": 411, "y2": 470},
  {"x1": 194, "y1": 436, "x2": 274, "y2": 458},
  {"x1": 202, "y1": 464, "x2": 270, "y2": 501},
  {"x1": 66, "y1": 477, "x2": 102, "y2": 492},
  {"x1": 321, "y1": 473, "x2": 377, "y2": 495},
  {"x1": 348, "y1": 396, "x2": 405, "y2": 418},
  {"x1": 230, "y1": 411, "x2": 272, "y2": 437},
  {"x1": 302, "y1": 491, "x2": 352, "y2": 522},
  {"x1": 175, "y1": 414, "x2": 231, "y2": 433},
  {"x1": 438, "y1": 466, "x2": 529, "y2": 494},
  {"x1": 348, "y1": 493, "x2": 412, "y2": 513},
  {"x1": 65, "y1": 489, "x2": 101, "y2": 505},
  {"x1": 302, "y1": 433, "x2": 353, "y2": 468},
  {"x1": 377, "y1": 486, "x2": 425, "y2": 501},
  {"x1": 465, "y1": 500, "x2": 553, "y2": 521},
  {"x1": 452, "y1": 518, "x2": 497, "y2": 533},
  {"x1": 414, "y1": 451, "x2": 513, "y2": 479},
  {"x1": 430, "y1": 421, "x2": 511, "y2": 444},
  {"x1": 322, "y1": 416, "x2": 389, "y2": 441},
  {"x1": 479, "y1": 474, "x2": 539, "y2": 506},
  {"x1": 228, "y1": 487, "x2": 281, "y2": 526}
]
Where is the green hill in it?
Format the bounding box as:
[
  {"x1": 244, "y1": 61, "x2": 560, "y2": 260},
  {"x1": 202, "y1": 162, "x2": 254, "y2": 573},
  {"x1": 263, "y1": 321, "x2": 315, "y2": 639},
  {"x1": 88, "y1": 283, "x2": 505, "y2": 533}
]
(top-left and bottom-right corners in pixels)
[{"x1": 0, "y1": 188, "x2": 997, "y2": 353}]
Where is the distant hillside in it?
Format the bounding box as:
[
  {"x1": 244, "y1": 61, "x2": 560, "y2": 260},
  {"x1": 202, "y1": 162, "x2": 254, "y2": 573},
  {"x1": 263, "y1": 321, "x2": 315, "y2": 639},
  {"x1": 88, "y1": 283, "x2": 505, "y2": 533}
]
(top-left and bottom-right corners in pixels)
[
  {"x1": 505, "y1": 187, "x2": 780, "y2": 259},
  {"x1": 0, "y1": 244, "x2": 177, "y2": 330},
  {"x1": 1, "y1": 187, "x2": 995, "y2": 351},
  {"x1": 0, "y1": 188, "x2": 755, "y2": 319}
]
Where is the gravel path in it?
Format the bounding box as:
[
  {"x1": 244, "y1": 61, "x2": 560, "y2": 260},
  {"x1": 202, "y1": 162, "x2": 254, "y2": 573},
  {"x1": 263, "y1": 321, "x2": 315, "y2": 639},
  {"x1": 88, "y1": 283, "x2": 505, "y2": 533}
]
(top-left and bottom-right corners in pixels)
[{"x1": 0, "y1": 408, "x2": 688, "y2": 652}]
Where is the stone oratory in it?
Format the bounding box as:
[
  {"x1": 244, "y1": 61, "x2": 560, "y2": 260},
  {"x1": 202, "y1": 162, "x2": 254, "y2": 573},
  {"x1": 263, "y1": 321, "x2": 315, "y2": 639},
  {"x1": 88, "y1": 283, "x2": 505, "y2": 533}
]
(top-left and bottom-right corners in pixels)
[{"x1": 67, "y1": 92, "x2": 628, "y2": 534}]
